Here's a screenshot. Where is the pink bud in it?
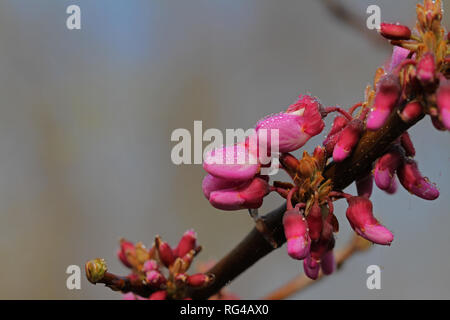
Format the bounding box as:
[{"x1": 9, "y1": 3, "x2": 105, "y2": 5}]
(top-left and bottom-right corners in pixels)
[
  {"x1": 321, "y1": 250, "x2": 335, "y2": 275},
  {"x1": 323, "y1": 116, "x2": 348, "y2": 155},
  {"x1": 142, "y1": 259, "x2": 158, "y2": 272},
  {"x1": 117, "y1": 240, "x2": 135, "y2": 268},
  {"x1": 374, "y1": 149, "x2": 402, "y2": 191},
  {"x1": 417, "y1": 53, "x2": 435, "y2": 84},
  {"x1": 380, "y1": 22, "x2": 411, "y2": 40},
  {"x1": 346, "y1": 197, "x2": 394, "y2": 245},
  {"x1": 367, "y1": 74, "x2": 401, "y2": 130},
  {"x1": 384, "y1": 176, "x2": 398, "y2": 194},
  {"x1": 283, "y1": 209, "x2": 310, "y2": 260},
  {"x1": 146, "y1": 270, "x2": 167, "y2": 288},
  {"x1": 303, "y1": 255, "x2": 320, "y2": 280},
  {"x1": 400, "y1": 132, "x2": 415, "y2": 157},
  {"x1": 207, "y1": 177, "x2": 270, "y2": 211},
  {"x1": 187, "y1": 273, "x2": 214, "y2": 287},
  {"x1": 356, "y1": 173, "x2": 373, "y2": 198},
  {"x1": 149, "y1": 290, "x2": 167, "y2": 300},
  {"x1": 399, "y1": 101, "x2": 423, "y2": 123},
  {"x1": 388, "y1": 46, "x2": 410, "y2": 72},
  {"x1": 156, "y1": 238, "x2": 176, "y2": 267},
  {"x1": 306, "y1": 201, "x2": 323, "y2": 242},
  {"x1": 175, "y1": 229, "x2": 197, "y2": 258},
  {"x1": 397, "y1": 159, "x2": 439, "y2": 200},
  {"x1": 332, "y1": 119, "x2": 364, "y2": 162},
  {"x1": 436, "y1": 77, "x2": 450, "y2": 130}
]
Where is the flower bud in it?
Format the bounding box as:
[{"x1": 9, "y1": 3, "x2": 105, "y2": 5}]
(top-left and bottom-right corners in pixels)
[
  {"x1": 380, "y1": 23, "x2": 411, "y2": 40},
  {"x1": 279, "y1": 153, "x2": 300, "y2": 178},
  {"x1": 203, "y1": 143, "x2": 260, "y2": 181},
  {"x1": 175, "y1": 229, "x2": 197, "y2": 258},
  {"x1": 367, "y1": 74, "x2": 401, "y2": 130},
  {"x1": 187, "y1": 273, "x2": 214, "y2": 287},
  {"x1": 142, "y1": 259, "x2": 158, "y2": 272},
  {"x1": 346, "y1": 197, "x2": 394, "y2": 245},
  {"x1": 303, "y1": 255, "x2": 320, "y2": 280},
  {"x1": 155, "y1": 237, "x2": 176, "y2": 267},
  {"x1": 417, "y1": 53, "x2": 435, "y2": 84},
  {"x1": 146, "y1": 270, "x2": 167, "y2": 288},
  {"x1": 356, "y1": 173, "x2": 373, "y2": 198},
  {"x1": 384, "y1": 176, "x2": 398, "y2": 194},
  {"x1": 85, "y1": 258, "x2": 108, "y2": 284},
  {"x1": 323, "y1": 116, "x2": 348, "y2": 155},
  {"x1": 117, "y1": 239, "x2": 135, "y2": 268},
  {"x1": 374, "y1": 149, "x2": 402, "y2": 191},
  {"x1": 436, "y1": 77, "x2": 450, "y2": 130},
  {"x1": 313, "y1": 146, "x2": 327, "y2": 170},
  {"x1": 283, "y1": 208, "x2": 310, "y2": 260},
  {"x1": 397, "y1": 159, "x2": 439, "y2": 200},
  {"x1": 321, "y1": 250, "x2": 335, "y2": 275},
  {"x1": 149, "y1": 290, "x2": 167, "y2": 300},
  {"x1": 400, "y1": 132, "x2": 415, "y2": 157},
  {"x1": 207, "y1": 176, "x2": 270, "y2": 211},
  {"x1": 306, "y1": 201, "x2": 323, "y2": 242},
  {"x1": 399, "y1": 101, "x2": 423, "y2": 123},
  {"x1": 332, "y1": 119, "x2": 364, "y2": 162}
]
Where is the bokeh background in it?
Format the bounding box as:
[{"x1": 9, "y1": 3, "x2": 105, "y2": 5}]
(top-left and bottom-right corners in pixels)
[{"x1": 0, "y1": 0, "x2": 448, "y2": 299}]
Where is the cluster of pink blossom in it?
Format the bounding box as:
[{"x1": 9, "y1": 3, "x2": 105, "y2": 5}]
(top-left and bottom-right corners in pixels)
[
  {"x1": 116, "y1": 230, "x2": 213, "y2": 300},
  {"x1": 201, "y1": 1, "x2": 446, "y2": 280}
]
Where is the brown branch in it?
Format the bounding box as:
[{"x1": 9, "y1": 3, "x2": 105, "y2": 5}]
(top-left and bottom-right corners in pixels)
[
  {"x1": 189, "y1": 109, "x2": 424, "y2": 300},
  {"x1": 262, "y1": 235, "x2": 366, "y2": 300}
]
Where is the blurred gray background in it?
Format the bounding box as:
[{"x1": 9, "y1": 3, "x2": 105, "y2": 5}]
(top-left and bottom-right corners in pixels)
[{"x1": 0, "y1": 0, "x2": 448, "y2": 299}]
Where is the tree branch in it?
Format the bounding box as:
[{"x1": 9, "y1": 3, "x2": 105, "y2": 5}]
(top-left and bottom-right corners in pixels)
[{"x1": 189, "y1": 109, "x2": 424, "y2": 300}]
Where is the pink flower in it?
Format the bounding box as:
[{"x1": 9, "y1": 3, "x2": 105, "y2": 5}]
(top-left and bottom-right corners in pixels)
[
  {"x1": 323, "y1": 116, "x2": 349, "y2": 155},
  {"x1": 303, "y1": 255, "x2": 320, "y2": 280},
  {"x1": 283, "y1": 208, "x2": 311, "y2": 260},
  {"x1": 374, "y1": 149, "x2": 402, "y2": 191},
  {"x1": 256, "y1": 95, "x2": 325, "y2": 153},
  {"x1": 367, "y1": 74, "x2": 401, "y2": 130},
  {"x1": 388, "y1": 46, "x2": 410, "y2": 72},
  {"x1": 332, "y1": 119, "x2": 364, "y2": 162},
  {"x1": 416, "y1": 53, "x2": 435, "y2": 84},
  {"x1": 436, "y1": 77, "x2": 450, "y2": 130},
  {"x1": 203, "y1": 175, "x2": 270, "y2": 211},
  {"x1": 397, "y1": 159, "x2": 439, "y2": 200},
  {"x1": 175, "y1": 229, "x2": 197, "y2": 258},
  {"x1": 346, "y1": 197, "x2": 394, "y2": 245},
  {"x1": 380, "y1": 22, "x2": 411, "y2": 40},
  {"x1": 203, "y1": 143, "x2": 260, "y2": 181}
]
